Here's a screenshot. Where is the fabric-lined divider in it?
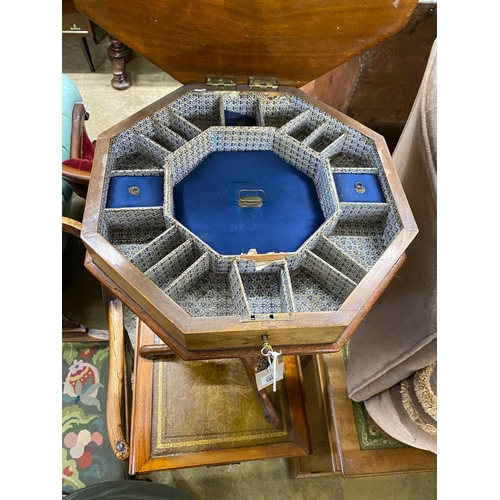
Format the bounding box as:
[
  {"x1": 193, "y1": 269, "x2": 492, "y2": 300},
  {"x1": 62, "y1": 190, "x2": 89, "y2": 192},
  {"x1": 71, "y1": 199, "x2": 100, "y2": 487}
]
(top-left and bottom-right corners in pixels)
[
  {"x1": 331, "y1": 131, "x2": 383, "y2": 170},
  {"x1": 130, "y1": 225, "x2": 185, "y2": 273},
  {"x1": 168, "y1": 113, "x2": 203, "y2": 141},
  {"x1": 152, "y1": 106, "x2": 203, "y2": 141},
  {"x1": 290, "y1": 250, "x2": 356, "y2": 312},
  {"x1": 167, "y1": 92, "x2": 223, "y2": 131},
  {"x1": 320, "y1": 132, "x2": 349, "y2": 158},
  {"x1": 329, "y1": 152, "x2": 366, "y2": 170},
  {"x1": 280, "y1": 262, "x2": 296, "y2": 313},
  {"x1": 302, "y1": 123, "x2": 346, "y2": 153},
  {"x1": 328, "y1": 219, "x2": 393, "y2": 271},
  {"x1": 337, "y1": 202, "x2": 389, "y2": 223},
  {"x1": 144, "y1": 239, "x2": 201, "y2": 291},
  {"x1": 165, "y1": 257, "x2": 251, "y2": 317},
  {"x1": 238, "y1": 263, "x2": 293, "y2": 315},
  {"x1": 98, "y1": 207, "x2": 167, "y2": 258},
  {"x1": 148, "y1": 119, "x2": 188, "y2": 152},
  {"x1": 221, "y1": 92, "x2": 264, "y2": 126},
  {"x1": 207, "y1": 127, "x2": 274, "y2": 152},
  {"x1": 271, "y1": 132, "x2": 338, "y2": 219},
  {"x1": 121, "y1": 115, "x2": 188, "y2": 153},
  {"x1": 107, "y1": 131, "x2": 169, "y2": 172},
  {"x1": 280, "y1": 110, "x2": 319, "y2": 142},
  {"x1": 311, "y1": 235, "x2": 367, "y2": 284},
  {"x1": 259, "y1": 94, "x2": 312, "y2": 128},
  {"x1": 167, "y1": 131, "x2": 212, "y2": 186}
]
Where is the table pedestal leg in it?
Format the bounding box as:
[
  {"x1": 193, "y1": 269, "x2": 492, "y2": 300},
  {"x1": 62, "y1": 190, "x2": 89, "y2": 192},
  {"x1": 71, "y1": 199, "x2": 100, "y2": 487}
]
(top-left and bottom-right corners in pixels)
[
  {"x1": 107, "y1": 35, "x2": 132, "y2": 90},
  {"x1": 240, "y1": 357, "x2": 283, "y2": 429}
]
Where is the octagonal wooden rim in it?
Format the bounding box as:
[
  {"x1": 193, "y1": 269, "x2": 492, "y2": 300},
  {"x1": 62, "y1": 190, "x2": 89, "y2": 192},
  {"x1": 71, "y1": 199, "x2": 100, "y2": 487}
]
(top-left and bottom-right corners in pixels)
[{"x1": 81, "y1": 85, "x2": 417, "y2": 359}]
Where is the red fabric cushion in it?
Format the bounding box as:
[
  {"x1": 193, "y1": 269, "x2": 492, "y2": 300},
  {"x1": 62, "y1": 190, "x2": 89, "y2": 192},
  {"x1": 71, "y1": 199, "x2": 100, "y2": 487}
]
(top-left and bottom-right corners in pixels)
[{"x1": 62, "y1": 129, "x2": 95, "y2": 172}]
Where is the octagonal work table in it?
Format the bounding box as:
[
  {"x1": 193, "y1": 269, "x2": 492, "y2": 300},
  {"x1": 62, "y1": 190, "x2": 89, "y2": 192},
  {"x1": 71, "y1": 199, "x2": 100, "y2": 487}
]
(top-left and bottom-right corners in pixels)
[{"x1": 82, "y1": 86, "x2": 417, "y2": 359}]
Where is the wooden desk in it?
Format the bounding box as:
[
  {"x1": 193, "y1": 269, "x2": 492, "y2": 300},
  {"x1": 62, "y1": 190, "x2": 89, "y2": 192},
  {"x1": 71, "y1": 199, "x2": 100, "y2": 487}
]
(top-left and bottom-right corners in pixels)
[
  {"x1": 62, "y1": 0, "x2": 97, "y2": 72},
  {"x1": 291, "y1": 353, "x2": 437, "y2": 478},
  {"x1": 129, "y1": 321, "x2": 311, "y2": 474}
]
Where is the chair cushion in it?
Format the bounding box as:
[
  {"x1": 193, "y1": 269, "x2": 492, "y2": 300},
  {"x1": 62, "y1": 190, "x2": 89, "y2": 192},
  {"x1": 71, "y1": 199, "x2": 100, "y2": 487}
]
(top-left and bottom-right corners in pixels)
[
  {"x1": 62, "y1": 342, "x2": 126, "y2": 494},
  {"x1": 345, "y1": 39, "x2": 437, "y2": 402},
  {"x1": 363, "y1": 362, "x2": 437, "y2": 454}
]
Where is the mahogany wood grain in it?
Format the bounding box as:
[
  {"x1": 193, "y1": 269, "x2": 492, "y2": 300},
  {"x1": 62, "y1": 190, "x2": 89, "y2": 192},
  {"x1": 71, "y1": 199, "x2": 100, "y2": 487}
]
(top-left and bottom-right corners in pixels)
[
  {"x1": 84, "y1": 249, "x2": 407, "y2": 361},
  {"x1": 129, "y1": 320, "x2": 155, "y2": 475},
  {"x1": 300, "y1": 57, "x2": 362, "y2": 113},
  {"x1": 302, "y1": 3, "x2": 437, "y2": 151},
  {"x1": 344, "y1": 2, "x2": 437, "y2": 127},
  {"x1": 62, "y1": 165, "x2": 91, "y2": 186},
  {"x1": 74, "y1": 0, "x2": 418, "y2": 87},
  {"x1": 290, "y1": 354, "x2": 339, "y2": 477},
  {"x1": 139, "y1": 343, "x2": 174, "y2": 359}
]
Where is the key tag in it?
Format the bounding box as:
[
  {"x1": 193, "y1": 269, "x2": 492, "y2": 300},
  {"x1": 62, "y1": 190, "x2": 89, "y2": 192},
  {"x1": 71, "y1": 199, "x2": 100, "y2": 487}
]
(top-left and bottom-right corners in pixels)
[{"x1": 255, "y1": 338, "x2": 284, "y2": 391}]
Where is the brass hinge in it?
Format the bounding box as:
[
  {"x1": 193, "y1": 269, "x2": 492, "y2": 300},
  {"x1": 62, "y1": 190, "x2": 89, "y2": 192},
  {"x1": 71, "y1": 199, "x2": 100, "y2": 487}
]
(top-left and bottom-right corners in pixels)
[
  {"x1": 248, "y1": 76, "x2": 279, "y2": 91},
  {"x1": 205, "y1": 76, "x2": 237, "y2": 90}
]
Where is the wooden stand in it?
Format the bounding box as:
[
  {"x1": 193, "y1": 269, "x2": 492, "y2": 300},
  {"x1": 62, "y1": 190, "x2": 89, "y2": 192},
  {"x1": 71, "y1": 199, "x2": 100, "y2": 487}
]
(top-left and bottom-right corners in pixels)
[
  {"x1": 129, "y1": 320, "x2": 310, "y2": 475},
  {"x1": 290, "y1": 353, "x2": 437, "y2": 478}
]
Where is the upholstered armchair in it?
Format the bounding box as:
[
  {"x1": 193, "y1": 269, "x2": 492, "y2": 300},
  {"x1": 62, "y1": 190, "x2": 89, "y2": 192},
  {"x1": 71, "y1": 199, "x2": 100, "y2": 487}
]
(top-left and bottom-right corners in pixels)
[{"x1": 345, "y1": 39, "x2": 437, "y2": 453}]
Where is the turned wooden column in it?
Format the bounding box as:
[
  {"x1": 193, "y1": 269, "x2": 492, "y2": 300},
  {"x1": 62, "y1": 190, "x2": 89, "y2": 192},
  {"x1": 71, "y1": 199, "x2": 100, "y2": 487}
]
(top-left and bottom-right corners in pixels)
[{"x1": 107, "y1": 35, "x2": 132, "y2": 90}]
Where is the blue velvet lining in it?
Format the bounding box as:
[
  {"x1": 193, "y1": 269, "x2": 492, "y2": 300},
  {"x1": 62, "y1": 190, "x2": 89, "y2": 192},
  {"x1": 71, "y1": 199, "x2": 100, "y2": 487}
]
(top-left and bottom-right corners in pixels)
[
  {"x1": 224, "y1": 110, "x2": 256, "y2": 126},
  {"x1": 333, "y1": 173, "x2": 385, "y2": 203},
  {"x1": 107, "y1": 175, "x2": 164, "y2": 208},
  {"x1": 173, "y1": 151, "x2": 325, "y2": 255}
]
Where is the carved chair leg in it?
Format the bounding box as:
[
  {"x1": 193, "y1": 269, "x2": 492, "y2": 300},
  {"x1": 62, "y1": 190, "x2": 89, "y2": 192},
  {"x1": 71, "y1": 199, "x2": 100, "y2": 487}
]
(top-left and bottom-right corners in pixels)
[
  {"x1": 240, "y1": 357, "x2": 283, "y2": 429},
  {"x1": 107, "y1": 35, "x2": 132, "y2": 90}
]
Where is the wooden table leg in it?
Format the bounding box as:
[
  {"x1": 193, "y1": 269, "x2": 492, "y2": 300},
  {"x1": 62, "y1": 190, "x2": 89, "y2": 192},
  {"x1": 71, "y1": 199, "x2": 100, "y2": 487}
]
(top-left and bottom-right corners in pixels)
[
  {"x1": 240, "y1": 357, "x2": 283, "y2": 429},
  {"x1": 78, "y1": 36, "x2": 95, "y2": 72},
  {"x1": 107, "y1": 35, "x2": 132, "y2": 90}
]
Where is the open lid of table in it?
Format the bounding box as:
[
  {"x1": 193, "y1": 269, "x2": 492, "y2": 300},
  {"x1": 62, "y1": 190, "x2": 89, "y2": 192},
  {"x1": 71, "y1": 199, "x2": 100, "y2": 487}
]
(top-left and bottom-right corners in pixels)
[{"x1": 74, "y1": 0, "x2": 418, "y2": 87}]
